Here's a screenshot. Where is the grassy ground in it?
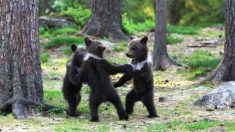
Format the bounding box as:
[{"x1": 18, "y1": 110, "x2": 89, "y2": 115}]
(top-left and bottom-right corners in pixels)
[{"x1": 1, "y1": 26, "x2": 235, "y2": 132}]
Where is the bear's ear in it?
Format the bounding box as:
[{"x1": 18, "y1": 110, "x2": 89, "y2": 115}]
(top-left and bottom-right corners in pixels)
[
  {"x1": 98, "y1": 45, "x2": 106, "y2": 52},
  {"x1": 140, "y1": 36, "x2": 148, "y2": 45},
  {"x1": 130, "y1": 35, "x2": 137, "y2": 40},
  {"x1": 84, "y1": 37, "x2": 93, "y2": 47},
  {"x1": 71, "y1": 44, "x2": 77, "y2": 52}
]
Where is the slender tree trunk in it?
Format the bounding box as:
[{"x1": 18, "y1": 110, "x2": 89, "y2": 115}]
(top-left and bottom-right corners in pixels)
[
  {"x1": 153, "y1": 0, "x2": 179, "y2": 70},
  {"x1": 169, "y1": 0, "x2": 181, "y2": 25},
  {"x1": 210, "y1": 0, "x2": 235, "y2": 82},
  {"x1": 81, "y1": 0, "x2": 127, "y2": 41},
  {"x1": 0, "y1": 0, "x2": 43, "y2": 119}
]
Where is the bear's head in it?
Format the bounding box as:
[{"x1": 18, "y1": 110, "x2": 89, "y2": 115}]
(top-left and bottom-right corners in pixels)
[
  {"x1": 84, "y1": 37, "x2": 106, "y2": 58},
  {"x1": 70, "y1": 44, "x2": 86, "y2": 67},
  {"x1": 126, "y1": 36, "x2": 148, "y2": 61}
]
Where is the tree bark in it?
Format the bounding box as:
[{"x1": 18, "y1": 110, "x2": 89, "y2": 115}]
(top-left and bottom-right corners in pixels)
[
  {"x1": 153, "y1": 0, "x2": 179, "y2": 70},
  {"x1": 0, "y1": 0, "x2": 43, "y2": 119},
  {"x1": 210, "y1": 0, "x2": 235, "y2": 82},
  {"x1": 81, "y1": 0, "x2": 128, "y2": 41}
]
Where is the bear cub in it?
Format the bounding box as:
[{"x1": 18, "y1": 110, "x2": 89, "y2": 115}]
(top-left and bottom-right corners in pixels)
[
  {"x1": 62, "y1": 45, "x2": 86, "y2": 117},
  {"x1": 79, "y1": 37, "x2": 132, "y2": 122},
  {"x1": 114, "y1": 36, "x2": 159, "y2": 118}
]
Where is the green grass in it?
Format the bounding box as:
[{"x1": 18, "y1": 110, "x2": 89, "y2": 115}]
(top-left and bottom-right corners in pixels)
[
  {"x1": 40, "y1": 53, "x2": 49, "y2": 63},
  {"x1": 167, "y1": 25, "x2": 199, "y2": 35},
  {"x1": 184, "y1": 120, "x2": 218, "y2": 131},
  {"x1": 44, "y1": 37, "x2": 84, "y2": 49},
  {"x1": 51, "y1": 27, "x2": 78, "y2": 36},
  {"x1": 167, "y1": 35, "x2": 183, "y2": 45},
  {"x1": 112, "y1": 41, "x2": 128, "y2": 52},
  {"x1": 181, "y1": 50, "x2": 221, "y2": 69},
  {"x1": 146, "y1": 119, "x2": 219, "y2": 131},
  {"x1": 178, "y1": 50, "x2": 221, "y2": 80}
]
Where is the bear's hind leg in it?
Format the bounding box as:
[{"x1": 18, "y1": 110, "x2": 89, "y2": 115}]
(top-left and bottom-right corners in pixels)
[
  {"x1": 142, "y1": 93, "x2": 158, "y2": 118},
  {"x1": 67, "y1": 97, "x2": 79, "y2": 117},
  {"x1": 125, "y1": 89, "x2": 138, "y2": 115},
  {"x1": 89, "y1": 93, "x2": 103, "y2": 122},
  {"x1": 107, "y1": 90, "x2": 129, "y2": 121}
]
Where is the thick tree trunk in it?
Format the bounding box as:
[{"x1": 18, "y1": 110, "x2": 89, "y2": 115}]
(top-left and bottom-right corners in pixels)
[
  {"x1": 153, "y1": 0, "x2": 179, "y2": 70},
  {"x1": 0, "y1": 0, "x2": 43, "y2": 119},
  {"x1": 81, "y1": 0, "x2": 127, "y2": 41},
  {"x1": 210, "y1": 0, "x2": 235, "y2": 82}
]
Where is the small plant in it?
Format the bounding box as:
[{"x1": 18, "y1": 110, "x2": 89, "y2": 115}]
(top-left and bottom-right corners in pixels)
[
  {"x1": 40, "y1": 53, "x2": 49, "y2": 63},
  {"x1": 44, "y1": 37, "x2": 84, "y2": 49}
]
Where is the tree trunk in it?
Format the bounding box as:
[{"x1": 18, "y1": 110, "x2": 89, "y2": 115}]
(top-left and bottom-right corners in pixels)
[
  {"x1": 0, "y1": 0, "x2": 43, "y2": 119},
  {"x1": 210, "y1": 0, "x2": 235, "y2": 82},
  {"x1": 81, "y1": 0, "x2": 127, "y2": 41},
  {"x1": 169, "y1": 0, "x2": 182, "y2": 25},
  {"x1": 153, "y1": 0, "x2": 179, "y2": 70}
]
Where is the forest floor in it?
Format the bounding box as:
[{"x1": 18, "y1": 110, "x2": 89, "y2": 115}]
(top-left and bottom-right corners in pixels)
[{"x1": 1, "y1": 26, "x2": 235, "y2": 132}]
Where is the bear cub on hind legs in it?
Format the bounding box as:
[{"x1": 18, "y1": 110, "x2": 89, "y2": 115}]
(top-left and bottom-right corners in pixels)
[
  {"x1": 62, "y1": 45, "x2": 86, "y2": 117},
  {"x1": 114, "y1": 36, "x2": 159, "y2": 118},
  {"x1": 79, "y1": 37, "x2": 132, "y2": 122}
]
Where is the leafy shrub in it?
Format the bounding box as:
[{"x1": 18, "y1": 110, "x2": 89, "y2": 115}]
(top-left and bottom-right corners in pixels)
[{"x1": 44, "y1": 37, "x2": 84, "y2": 49}]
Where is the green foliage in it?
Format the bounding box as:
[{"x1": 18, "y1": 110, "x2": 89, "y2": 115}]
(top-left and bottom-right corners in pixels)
[
  {"x1": 167, "y1": 36, "x2": 183, "y2": 45},
  {"x1": 179, "y1": 50, "x2": 221, "y2": 79},
  {"x1": 179, "y1": 0, "x2": 224, "y2": 25},
  {"x1": 167, "y1": 25, "x2": 199, "y2": 35},
  {"x1": 123, "y1": 14, "x2": 154, "y2": 35},
  {"x1": 61, "y1": 7, "x2": 91, "y2": 28},
  {"x1": 40, "y1": 53, "x2": 49, "y2": 63},
  {"x1": 44, "y1": 37, "x2": 84, "y2": 49}
]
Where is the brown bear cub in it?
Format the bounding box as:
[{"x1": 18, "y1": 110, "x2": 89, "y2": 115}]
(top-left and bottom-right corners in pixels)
[
  {"x1": 62, "y1": 45, "x2": 86, "y2": 117},
  {"x1": 78, "y1": 37, "x2": 132, "y2": 122},
  {"x1": 114, "y1": 36, "x2": 158, "y2": 118}
]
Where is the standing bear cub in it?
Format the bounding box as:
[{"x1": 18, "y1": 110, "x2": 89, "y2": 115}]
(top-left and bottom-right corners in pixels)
[
  {"x1": 114, "y1": 36, "x2": 159, "y2": 118},
  {"x1": 62, "y1": 45, "x2": 86, "y2": 117},
  {"x1": 78, "y1": 37, "x2": 132, "y2": 122}
]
